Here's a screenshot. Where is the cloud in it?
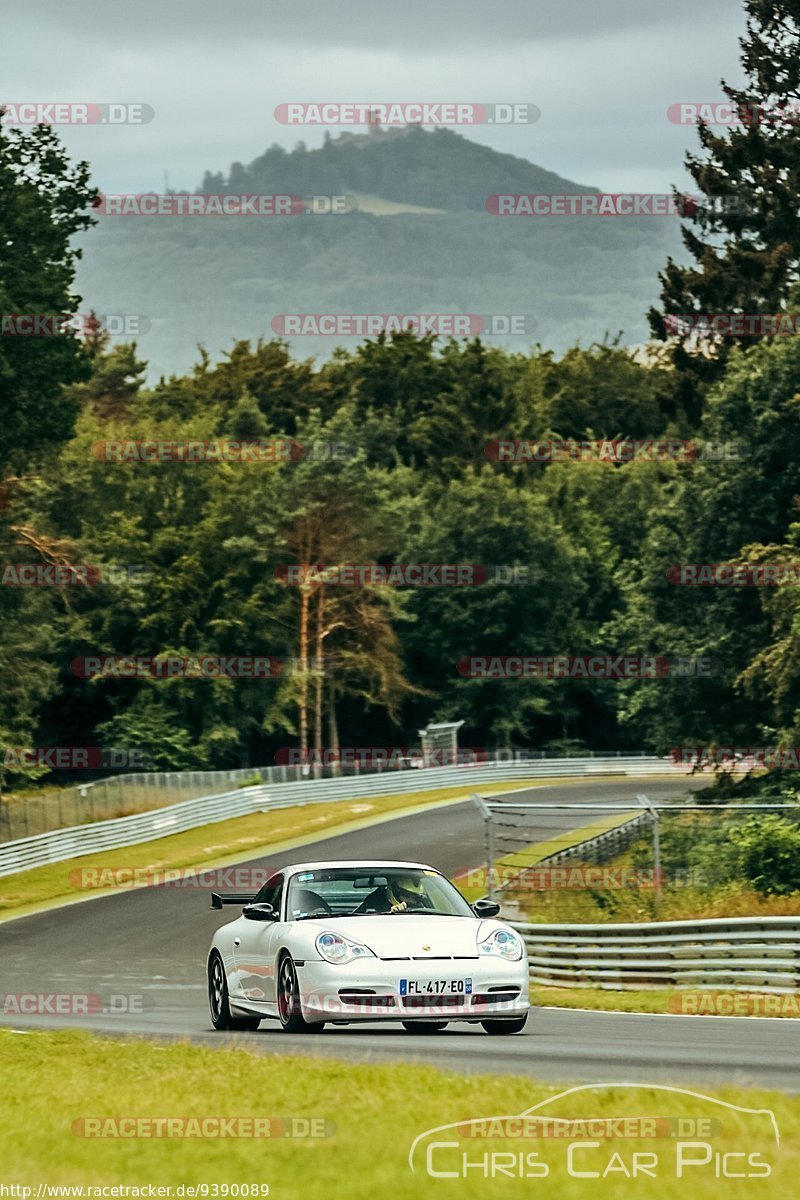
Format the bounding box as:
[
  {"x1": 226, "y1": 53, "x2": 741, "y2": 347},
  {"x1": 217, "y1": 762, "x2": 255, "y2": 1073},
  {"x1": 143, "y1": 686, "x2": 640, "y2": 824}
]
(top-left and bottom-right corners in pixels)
[
  {"x1": 1, "y1": 0, "x2": 742, "y2": 51},
  {"x1": 0, "y1": 0, "x2": 747, "y2": 194}
]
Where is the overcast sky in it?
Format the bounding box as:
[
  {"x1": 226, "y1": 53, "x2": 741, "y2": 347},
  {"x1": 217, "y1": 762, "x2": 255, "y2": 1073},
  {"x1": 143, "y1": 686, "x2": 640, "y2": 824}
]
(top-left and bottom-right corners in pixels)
[{"x1": 2, "y1": 1, "x2": 748, "y2": 195}]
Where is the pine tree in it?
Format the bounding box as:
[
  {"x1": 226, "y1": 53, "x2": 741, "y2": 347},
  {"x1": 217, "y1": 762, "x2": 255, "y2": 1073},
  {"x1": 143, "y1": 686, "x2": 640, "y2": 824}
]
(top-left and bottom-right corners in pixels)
[
  {"x1": 0, "y1": 115, "x2": 98, "y2": 472},
  {"x1": 650, "y1": 0, "x2": 800, "y2": 422},
  {"x1": 230, "y1": 387, "x2": 268, "y2": 439},
  {"x1": 0, "y1": 116, "x2": 98, "y2": 790}
]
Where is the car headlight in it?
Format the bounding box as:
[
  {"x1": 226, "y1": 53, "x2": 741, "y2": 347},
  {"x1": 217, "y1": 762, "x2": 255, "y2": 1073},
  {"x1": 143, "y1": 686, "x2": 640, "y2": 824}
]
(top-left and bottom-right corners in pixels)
[
  {"x1": 315, "y1": 931, "x2": 375, "y2": 964},
  {"x1": 478, "y1": 927, "x2": 524, "y2": 962}
]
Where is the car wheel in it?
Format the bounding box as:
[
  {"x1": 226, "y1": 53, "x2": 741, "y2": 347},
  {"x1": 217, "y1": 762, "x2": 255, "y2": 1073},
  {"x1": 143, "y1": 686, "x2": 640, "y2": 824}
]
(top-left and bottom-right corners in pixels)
[
  {"x1": 208, "y1": 952, "x2": 261, "y2": 1031},
  {"x1": 277, "y1": 954, "x2": 314, "y2": 1033},
  {"x1": 480, "y1": 1015, "x2": 528, "y2": 1035},
  {"x1": 401, "y1": 1021, "x2": 449, "y2": 1033}
]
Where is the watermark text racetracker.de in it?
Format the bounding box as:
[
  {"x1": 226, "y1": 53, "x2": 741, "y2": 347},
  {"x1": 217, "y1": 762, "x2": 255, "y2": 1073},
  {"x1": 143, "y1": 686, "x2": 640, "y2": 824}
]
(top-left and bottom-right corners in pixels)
[
  {"x1": 665, "y1": 313, "x2": 800, "y2": 337},
  {"x1": 274, "y1": 102, "x2": 540, "y2": 125},
  {"x1": 91, "y1": 439, "x2": 354, "y2": 463},
  {"x1": 455, "y1": 863, "x2": 711, "y2": 892},
  {"x1": 271, "y1": 314, "x2": 536, "y2": 337},
  {"x1": 70, "y1": 654, "x2": 344, "y2": 682},
  {"x1": 1, "y1": 992, "x2": 150, "y2": 1017},
  {"x1": 92, "y1": 194, "x2": 353, "y2": 217},
  {"x1": 670, "y1": 745, "x2": 800, "y2": 769},
  {"x1": 67, "y1": 865, "x2": 275, "y2": 891},
  {"x1": 486, "y1": 193, "x2": 756, "y2": 218},
  {"x1": 0, "y1": 102, "x2": 154, "y2": 125},
  {"x1": 1, "y1": 314, "x2": 150, "y2": 338},
  {"x1": 275, "y1": 563, "x2": 538, "y2": 587},
  {"x1": 70, "y1": 656, "x2": 286, "y2": 680},
  {"x1": 668, "y1": 562, "x2": 800, "y2": 586},
  {"x1": 1, "y1": 563, "x2": 152, "y2": 587},
  {"x1": 274, "y1": 746, "x2": 489, "y2": 769},
  {"x1": 667, "y1": 100, "x2": 800, "y2": 126},
  {"x1": 486, "y1": 438, "x2": 749, "y2": 463},
  {"x1": 457, "y1": 655, "x2": 720, "y2": 679},
  {"x1": 71, "y1": 1117, "x2": 334, "y2": 1139},
  {"x1": 0, "y1": 1188, "x2": 269, "y2": 1198},
  {"x1": 669, "y1": 991, "x2": 800, "y2": 1016},
  {"x1": 2, "y1": 747, "x2": 146, "y2": 770}
]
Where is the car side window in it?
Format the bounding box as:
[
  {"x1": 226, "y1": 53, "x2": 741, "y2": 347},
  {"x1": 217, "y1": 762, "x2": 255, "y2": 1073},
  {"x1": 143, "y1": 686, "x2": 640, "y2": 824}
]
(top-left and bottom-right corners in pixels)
[{"x1": 254, "y1": 873, "x2": 284, "y2": 918}]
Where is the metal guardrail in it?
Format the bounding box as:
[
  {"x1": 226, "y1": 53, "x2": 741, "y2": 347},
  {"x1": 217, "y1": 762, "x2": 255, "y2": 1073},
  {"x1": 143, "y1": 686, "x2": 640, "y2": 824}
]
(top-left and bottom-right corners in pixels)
[
  {"x1": 536, "y1": 812, "x2": 651, "y2": 867},
  {"x1": 0, "y1": 751, "x2": 665, "y2": 842},
  {"x1": 0, "y1": 756, "x2": 673, "y2": 878},
  {"x1": 474, "y1": 787, "x2": 668, "y2": 902},
  {"x1": 490, "y1": 811, "x2": 652, "y2": 897},
  {"x1": 511, "y1": 916, "x2": 800, "y2": 991}
]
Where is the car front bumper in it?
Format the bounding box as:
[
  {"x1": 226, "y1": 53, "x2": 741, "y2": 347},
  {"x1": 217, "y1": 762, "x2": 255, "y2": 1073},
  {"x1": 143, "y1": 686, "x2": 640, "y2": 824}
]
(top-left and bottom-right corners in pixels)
[{"x1": 295, "y1": 956, "x2": 530, "y2": 1023}]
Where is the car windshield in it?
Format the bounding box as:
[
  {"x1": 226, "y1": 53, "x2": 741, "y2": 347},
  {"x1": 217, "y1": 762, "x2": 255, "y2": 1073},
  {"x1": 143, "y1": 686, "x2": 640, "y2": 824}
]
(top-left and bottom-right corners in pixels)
[{"x1": 286, "y1": 867, "x2": 475, "y2": 920}]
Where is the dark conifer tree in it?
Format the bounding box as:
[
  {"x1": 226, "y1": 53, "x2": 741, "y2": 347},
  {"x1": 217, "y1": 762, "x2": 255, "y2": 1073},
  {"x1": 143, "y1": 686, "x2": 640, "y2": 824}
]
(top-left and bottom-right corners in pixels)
[{"x1": 650, "y1": 1, "x2": 800, "y2": 423}]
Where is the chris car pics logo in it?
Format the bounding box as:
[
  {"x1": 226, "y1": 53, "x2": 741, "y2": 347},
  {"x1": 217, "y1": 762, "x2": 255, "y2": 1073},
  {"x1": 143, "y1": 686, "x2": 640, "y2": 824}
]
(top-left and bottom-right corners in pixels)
[{"x1": 408, "y1": 1084, "x2": 779, "y2": 1180}]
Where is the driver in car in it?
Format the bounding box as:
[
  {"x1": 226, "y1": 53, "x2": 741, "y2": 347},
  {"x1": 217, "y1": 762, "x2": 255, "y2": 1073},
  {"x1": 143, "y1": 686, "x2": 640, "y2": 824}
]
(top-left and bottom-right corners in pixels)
[{"x1": 356, "y1": 874, "x2": 429, "y2": 913}]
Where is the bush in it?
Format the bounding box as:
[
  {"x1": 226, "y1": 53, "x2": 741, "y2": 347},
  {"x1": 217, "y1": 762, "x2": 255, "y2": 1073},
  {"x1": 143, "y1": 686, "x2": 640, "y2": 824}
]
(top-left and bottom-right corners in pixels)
[{"x1": 726, "y1": 814, "x2": 800, "y2": 895}]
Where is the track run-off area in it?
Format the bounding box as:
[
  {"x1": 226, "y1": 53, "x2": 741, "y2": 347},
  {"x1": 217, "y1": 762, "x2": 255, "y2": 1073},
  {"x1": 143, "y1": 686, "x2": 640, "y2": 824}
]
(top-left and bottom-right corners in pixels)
[{"x1": 1, "y1": 776, "x2": 797, "y2": 1092}]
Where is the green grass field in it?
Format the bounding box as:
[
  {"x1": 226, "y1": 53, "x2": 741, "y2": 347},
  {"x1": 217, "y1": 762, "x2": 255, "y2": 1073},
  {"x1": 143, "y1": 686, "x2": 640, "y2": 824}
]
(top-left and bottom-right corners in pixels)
[
  {"x1": 453, "y1": 809, "x2": 639, "y2": 901},
  {"x1": 534, "y1": 985, "x2": 800, "y2": 1017},
  {"x1": 0, "y1": 1030, "x2": 793, "y2": 1200}
]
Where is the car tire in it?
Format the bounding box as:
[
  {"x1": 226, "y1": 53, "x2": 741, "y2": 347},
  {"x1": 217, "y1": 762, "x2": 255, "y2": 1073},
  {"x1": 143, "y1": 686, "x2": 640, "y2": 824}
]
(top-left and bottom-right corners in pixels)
[
  {"x1": 401, "y1": 1021, "x2": 449, "y2": 1033},
  {"x1": 277, "y1": 954, "x2": 315, "y2": 1033},
  {"x1": 208, "y1": 952, "x2": 261, "y2": 1031},
  {"x1": 480, "y1": 1015, "x2": 528, "y2": 1035}
]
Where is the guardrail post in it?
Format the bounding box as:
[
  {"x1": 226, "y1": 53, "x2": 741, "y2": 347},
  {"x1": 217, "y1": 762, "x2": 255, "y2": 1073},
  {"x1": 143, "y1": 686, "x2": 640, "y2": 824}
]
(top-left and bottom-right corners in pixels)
[
  {"x1": 638, "y1": 793, "x2": 661, "y2": 910},
  {"x1": 470, "y1": 793, "x2": 495, "y2": 899}
]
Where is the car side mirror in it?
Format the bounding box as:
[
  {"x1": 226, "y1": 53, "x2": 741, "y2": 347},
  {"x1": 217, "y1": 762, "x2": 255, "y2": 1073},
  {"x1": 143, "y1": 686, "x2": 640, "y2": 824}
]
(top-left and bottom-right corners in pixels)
[
  {"x1": 473, "y1": 899, "x2": 501, "y2": 918},
  {"x1": 242, "y1": 902, "x2": 278, "y2": 921}
]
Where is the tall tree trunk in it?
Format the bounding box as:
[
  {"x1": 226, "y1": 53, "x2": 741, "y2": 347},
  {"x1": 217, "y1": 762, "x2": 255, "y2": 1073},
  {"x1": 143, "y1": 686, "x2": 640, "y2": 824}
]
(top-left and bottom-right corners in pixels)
[
  {"x1": 313, "y1": 589, "x2": 325, "y2": 779},
  {"x1": 298, "y1": 583, "x2": 309, "y2": 768},
  {"x1": 328, "y1": 675, "x2": 340, "y2": 778}
]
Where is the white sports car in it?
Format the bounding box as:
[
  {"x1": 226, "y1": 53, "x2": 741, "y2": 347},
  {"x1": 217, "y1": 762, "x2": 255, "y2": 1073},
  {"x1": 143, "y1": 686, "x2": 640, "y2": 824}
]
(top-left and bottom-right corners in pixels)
[{"x1": 207, "y1": 859, "x2": 529, "y2": 1035}]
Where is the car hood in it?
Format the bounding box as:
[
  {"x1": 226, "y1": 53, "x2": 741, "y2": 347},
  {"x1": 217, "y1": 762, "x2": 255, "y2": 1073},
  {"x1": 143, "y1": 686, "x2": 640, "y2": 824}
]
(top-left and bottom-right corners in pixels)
[{"x1": 302, "y1": 915, "x2": 493, "y2": 959}]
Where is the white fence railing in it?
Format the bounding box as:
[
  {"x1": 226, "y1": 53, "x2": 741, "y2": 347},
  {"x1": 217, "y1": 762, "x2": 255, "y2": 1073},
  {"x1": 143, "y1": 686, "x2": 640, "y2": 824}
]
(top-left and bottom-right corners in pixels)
[
  {"x1": 0, "y1": 752, "x2": 668, "y2": 842},
  {"x1": 0, "y1": 756, "x2": 674, "y2": 878},
  {"x1": 512, "y1": 916, "x2": 800, "y2": 991}
]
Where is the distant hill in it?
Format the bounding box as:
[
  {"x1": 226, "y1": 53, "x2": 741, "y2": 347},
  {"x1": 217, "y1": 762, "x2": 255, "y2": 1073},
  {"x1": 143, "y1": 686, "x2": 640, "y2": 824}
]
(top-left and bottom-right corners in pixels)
[
  {"x1": 202, "y1": 125, "x2": 599, "y2": 211},
  {"x1": 75, "y1": 127, "x2": 684, "y2": 378}
]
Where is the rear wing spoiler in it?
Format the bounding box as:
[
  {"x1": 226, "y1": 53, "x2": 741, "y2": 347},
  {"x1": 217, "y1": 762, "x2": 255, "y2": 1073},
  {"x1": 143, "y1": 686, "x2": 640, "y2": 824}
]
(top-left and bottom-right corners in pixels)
[{"x1": 210, "y1": 892, "x2": 256, "y2": 909}]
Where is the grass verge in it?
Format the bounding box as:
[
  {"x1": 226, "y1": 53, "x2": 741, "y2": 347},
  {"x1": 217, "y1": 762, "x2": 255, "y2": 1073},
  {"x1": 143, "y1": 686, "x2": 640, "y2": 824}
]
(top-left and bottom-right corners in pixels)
[
  {"x1": 0, "y1": 1029, "x2": 793, "y2": 1200},
  {"x1": 454, "y1": 809, "x2": 641, "y2": 902},
  {"x1": 534, "y1": 985, "x2": 800, "y2": 1017}
]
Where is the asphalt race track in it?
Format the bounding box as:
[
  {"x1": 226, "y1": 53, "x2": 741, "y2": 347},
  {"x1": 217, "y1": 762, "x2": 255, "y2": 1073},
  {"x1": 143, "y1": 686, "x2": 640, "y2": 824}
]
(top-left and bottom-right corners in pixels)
[{"x1": 1, "y1": 776, "x2": 797, "y2": 1091}]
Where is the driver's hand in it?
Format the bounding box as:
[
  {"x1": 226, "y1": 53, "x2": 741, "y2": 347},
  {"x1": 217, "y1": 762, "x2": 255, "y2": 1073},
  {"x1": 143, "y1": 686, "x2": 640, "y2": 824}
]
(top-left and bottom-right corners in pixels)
[{"x1": 390, "y1": 901, "x2": 408, "y2": 912}]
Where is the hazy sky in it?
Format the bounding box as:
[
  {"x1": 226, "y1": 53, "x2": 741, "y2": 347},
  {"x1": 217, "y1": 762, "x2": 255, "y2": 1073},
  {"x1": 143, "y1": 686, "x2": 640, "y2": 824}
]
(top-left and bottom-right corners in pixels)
[{"x1": 2, "y1": 0, "x2": 748, "y2": 195}]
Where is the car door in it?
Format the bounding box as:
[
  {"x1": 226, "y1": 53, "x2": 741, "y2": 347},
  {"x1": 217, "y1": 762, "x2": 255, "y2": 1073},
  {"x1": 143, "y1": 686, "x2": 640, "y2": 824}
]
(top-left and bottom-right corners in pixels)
[{"x1": 230, "y1": 872, "x2": 285, "y2": 1007}]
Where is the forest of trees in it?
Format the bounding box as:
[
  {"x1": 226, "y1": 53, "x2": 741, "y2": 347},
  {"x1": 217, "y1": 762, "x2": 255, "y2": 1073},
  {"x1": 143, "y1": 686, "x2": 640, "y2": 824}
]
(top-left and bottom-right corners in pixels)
[
  {"x1": 2, "y1": 326, "x2": 800, "y2": 782},
  {"x1": 4, "y1": 0, "x2": 800, "y2": 788}
]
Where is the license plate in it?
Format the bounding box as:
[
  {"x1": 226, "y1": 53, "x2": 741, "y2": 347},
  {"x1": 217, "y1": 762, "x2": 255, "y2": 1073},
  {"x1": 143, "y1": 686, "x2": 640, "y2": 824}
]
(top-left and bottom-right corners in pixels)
[{"x1": 400, "y1": 978, "x2": 472, "y2": 996}]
